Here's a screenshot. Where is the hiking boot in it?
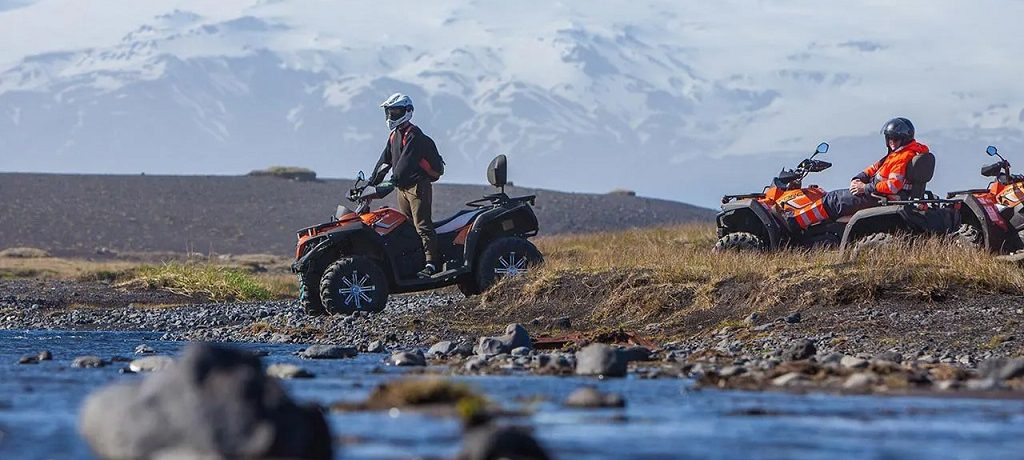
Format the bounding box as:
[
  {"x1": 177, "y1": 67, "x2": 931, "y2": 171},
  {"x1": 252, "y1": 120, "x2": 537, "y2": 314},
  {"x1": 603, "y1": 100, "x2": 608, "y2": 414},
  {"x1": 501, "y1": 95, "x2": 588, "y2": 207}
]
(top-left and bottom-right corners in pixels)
[{"x1": 417, "y1": 263, "x2": 438, "y2": 278}]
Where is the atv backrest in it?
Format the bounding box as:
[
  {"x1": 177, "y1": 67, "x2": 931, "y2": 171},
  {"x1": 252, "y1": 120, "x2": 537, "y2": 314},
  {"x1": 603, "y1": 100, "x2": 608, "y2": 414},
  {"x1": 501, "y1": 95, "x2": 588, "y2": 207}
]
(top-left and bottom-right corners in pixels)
[
  {"x1": 906, "y1": 152, "x2": 935, "y2": 199},
  {"x1": 488, "y1": 155, "x2": 507, "y2": 188}
]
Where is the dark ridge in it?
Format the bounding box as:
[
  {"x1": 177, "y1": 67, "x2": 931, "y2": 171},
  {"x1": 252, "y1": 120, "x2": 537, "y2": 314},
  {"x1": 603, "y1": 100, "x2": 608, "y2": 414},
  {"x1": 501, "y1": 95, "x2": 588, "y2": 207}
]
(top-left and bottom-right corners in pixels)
[{"x1": 0, "y1": 173, "x2": 714, "y2": 257}]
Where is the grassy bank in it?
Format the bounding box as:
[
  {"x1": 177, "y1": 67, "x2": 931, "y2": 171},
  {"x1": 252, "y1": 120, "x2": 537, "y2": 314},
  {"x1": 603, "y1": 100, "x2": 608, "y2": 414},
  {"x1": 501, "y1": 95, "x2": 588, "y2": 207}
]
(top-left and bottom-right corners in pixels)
[
  {"x1": 468, "y1": 224, "x2": 1024, "y2": 339},
  {"x1": 0, "y1": 254, "x2": 296, "y2": 302}
]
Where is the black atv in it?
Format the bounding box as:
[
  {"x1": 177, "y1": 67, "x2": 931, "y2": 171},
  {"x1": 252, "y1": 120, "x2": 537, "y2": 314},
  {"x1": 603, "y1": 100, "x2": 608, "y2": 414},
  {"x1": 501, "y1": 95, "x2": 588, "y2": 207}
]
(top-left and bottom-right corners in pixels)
[
  {"x1": 716, "y1": 142, "x2": 962, "y2": 252},
  {"x1": 292, "y1": 155, "x2": 543, "y2": 316},
  {"x1": 946, "y1": 145, "x2": 1024, "y2": 253}
]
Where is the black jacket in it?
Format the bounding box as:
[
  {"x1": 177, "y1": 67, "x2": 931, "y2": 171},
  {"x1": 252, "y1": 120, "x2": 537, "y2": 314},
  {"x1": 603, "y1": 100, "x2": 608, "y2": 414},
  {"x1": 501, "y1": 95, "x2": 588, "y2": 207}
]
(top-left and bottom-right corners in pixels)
[{"x1": 369, "y1": 123, "x2": 442, "y2": 188}]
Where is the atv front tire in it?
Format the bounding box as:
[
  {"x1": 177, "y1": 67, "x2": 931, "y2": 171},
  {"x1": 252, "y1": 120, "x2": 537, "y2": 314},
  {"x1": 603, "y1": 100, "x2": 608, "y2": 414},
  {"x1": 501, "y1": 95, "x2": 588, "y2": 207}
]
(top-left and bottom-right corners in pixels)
[
  {"x1": 298, "y1": 271, "x2": 327, "y2": 316},
  {"x1": 713, "y1": 232, "x2": 764, "y2": 251},
  {"x1": 475, "y1": 237, "x2": 543, "y2": 293},
  {"x1": 320, "y1": 257, "x2": 389, "y2": 315},
  {"x1": 951, "y1": 223, "x2": 983, "y2": 249}
]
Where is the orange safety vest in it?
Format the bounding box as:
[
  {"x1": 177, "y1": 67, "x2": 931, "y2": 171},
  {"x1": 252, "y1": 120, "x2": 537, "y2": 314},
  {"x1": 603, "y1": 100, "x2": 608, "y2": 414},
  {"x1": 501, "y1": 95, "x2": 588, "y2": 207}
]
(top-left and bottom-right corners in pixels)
[{"x1": 862, "y1": 141, "x2": 929, "y2": 196}]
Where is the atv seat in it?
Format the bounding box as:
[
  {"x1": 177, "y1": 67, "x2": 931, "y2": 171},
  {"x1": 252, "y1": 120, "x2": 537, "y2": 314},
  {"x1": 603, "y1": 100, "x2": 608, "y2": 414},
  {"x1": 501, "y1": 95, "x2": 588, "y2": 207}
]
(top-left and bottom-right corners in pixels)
[
  {"x1": 905, "y1": 152, "x2": 935, "y2": 199},
  {"x1": 433, "y1": 209, "x2": 482, "y2": 234}
]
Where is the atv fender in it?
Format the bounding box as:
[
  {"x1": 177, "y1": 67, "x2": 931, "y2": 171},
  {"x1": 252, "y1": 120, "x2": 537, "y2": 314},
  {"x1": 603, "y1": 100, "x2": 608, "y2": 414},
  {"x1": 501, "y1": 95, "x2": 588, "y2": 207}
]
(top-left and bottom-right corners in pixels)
[
  {"x1": 840, "y1": 204, "x2": 960, "y2": 251},
  {"x1": 716, "y1": 199, "x2": 784, "y2": 249},
  {"x1": 950, "y1": 193, "x2": 1012, "y2": 252},
  {"x1": 292, "y1": 222, "x2": 380, "y2": 274},
  {"x1": 463, "y1": 203, "x2": 539, "y2": 266}
]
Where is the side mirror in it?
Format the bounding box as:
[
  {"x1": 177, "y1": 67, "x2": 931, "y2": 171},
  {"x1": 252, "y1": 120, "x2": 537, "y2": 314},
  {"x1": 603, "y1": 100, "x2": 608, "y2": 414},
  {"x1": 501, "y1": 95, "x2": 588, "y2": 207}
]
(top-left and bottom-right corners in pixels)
[
  {"x1": 816, "y1": 142, "x2": 829, "y2": 154},
  {"x1": 357, "y1": 170, "x2": 366, "y2": 181},
  {"x1": 488, "y1": 155, "x2": 508, "y2": 189},
  {"x1": 987, "y1": 146, "x2": 999, "y2": 156}
]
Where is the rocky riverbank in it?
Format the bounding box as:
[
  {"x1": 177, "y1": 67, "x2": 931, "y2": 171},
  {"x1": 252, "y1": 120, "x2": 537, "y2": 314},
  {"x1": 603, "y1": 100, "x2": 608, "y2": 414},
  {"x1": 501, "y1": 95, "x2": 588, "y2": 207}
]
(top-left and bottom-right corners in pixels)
[{"x1": 3, "y1": 277, "x2": 1024, "y2": 398}]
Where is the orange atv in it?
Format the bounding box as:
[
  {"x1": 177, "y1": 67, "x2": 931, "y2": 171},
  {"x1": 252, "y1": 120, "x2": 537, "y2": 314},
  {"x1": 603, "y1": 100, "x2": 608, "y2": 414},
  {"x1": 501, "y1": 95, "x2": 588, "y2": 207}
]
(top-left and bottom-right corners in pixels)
[
  {"x1": 946, "y1": 145, "x2": 1024, "y2": 253},
  {"x1": 716, "y1": 142, "x2": 961, "y2": 251},
  {"x1": 292, "y1": 155, "x2": 542, "y2": 316}
]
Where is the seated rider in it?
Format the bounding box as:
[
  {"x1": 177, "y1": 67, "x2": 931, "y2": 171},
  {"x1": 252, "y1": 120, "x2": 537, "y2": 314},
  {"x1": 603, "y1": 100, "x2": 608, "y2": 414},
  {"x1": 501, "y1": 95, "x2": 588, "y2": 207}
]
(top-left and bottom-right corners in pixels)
[
  {"x1": 367, "y1": 93, "x2": 445, "y2": 277},
  {"x1": 788, "y1": 117, "x2": 930, "y2": 230}
]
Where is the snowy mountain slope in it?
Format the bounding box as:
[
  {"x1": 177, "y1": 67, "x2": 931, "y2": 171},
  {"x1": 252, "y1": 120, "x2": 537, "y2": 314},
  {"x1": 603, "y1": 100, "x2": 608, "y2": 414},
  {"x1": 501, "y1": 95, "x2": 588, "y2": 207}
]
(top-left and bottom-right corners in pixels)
[{"x1": 1, "y1": 0, "x2": 1023, "y2": 207}]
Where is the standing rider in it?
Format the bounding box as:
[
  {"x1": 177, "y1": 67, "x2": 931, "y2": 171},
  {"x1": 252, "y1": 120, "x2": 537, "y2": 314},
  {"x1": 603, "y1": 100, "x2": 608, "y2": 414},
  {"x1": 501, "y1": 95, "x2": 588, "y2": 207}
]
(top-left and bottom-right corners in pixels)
[
  {"x1": 368, "y1": 93, "x2": 445, "y2": 277},
  {"x1": 789, "y1": 117, "x2": 930, "y2": 229}
]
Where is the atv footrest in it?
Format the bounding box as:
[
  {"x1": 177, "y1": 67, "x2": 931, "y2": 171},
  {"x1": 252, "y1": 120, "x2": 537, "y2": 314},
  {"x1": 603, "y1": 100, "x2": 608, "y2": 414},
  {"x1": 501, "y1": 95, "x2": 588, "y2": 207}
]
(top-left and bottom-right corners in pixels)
[{"x1": 430, "y1": 268, "x2": 464, "y2": 280}]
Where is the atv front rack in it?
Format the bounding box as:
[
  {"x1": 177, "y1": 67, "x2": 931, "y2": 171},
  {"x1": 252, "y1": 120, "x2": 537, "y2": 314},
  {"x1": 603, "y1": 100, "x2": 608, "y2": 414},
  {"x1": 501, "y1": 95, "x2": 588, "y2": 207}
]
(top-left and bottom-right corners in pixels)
[
  {"x1": 945, "y1": 189, "x2": 990, "y2": 198},
  {"x1": 721, "y1": 193, "x2": 766, "y2": 204}
]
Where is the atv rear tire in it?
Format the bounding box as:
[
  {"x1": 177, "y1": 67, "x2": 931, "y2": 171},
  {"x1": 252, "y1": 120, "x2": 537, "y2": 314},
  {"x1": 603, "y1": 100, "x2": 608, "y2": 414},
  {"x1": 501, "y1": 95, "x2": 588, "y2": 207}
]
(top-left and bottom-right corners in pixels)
[
  {"x1": 475, "y1": 237, "x2": 543, "y2": 293},
  {"x1": 951, "y1": 223, "x2": 983, "y2": 249},
  {"x1": 713, "y1": 232, "x2": 765, "y2": 251},
  {"x1": 298, "y1": 271, "x2": 327, "y2": 316},
  {"x1": 456, "y1": 276, "x2": 481, "y2": 297},
  {"x1": 851, "y1": 232, "x2": 895, "y2": 257},
  {"x1": 320, "y1": 257, "x2": 389, "y2": 315}
]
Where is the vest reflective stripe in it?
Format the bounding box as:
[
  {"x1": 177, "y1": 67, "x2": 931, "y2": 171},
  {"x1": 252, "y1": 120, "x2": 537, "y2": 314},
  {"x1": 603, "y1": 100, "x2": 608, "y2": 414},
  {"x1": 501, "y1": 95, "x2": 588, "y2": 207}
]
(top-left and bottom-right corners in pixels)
[{"x1": 791, "y1": 199, "x2": 830, "y2": 229}]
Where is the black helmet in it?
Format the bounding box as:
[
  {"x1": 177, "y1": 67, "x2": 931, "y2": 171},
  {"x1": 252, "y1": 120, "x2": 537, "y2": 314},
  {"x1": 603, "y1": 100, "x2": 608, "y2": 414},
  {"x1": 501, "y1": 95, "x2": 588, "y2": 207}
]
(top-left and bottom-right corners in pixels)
[{"x1": 881, "y1": 117, "x2": 915, "y2": 150}]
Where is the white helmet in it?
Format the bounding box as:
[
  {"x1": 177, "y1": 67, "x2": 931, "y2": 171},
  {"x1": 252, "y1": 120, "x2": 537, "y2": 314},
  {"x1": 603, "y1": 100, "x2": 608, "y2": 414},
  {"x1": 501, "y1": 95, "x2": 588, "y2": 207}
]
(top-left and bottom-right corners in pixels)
[{"x1": 380, "y1": 93, "x2": 414, "y2": 131}]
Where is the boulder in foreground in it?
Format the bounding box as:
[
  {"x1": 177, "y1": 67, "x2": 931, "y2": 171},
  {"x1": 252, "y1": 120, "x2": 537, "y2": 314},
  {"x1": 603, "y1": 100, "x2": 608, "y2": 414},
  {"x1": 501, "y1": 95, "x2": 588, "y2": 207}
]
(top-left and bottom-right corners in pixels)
[{"x1": 79, "y1": 343, "x2": 331, "y2": 459}]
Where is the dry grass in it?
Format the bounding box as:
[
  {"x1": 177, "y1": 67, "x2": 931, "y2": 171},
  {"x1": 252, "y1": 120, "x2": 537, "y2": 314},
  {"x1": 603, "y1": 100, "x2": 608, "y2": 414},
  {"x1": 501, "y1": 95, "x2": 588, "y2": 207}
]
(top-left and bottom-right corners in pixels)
[
  {"x1": 115, "y1": 262, "x2": 285, "y2": 302},
  {"x1": 0, "y1": 252, "x2": 298, "y2": 301},
  {"x1": 478, "y1": 223, "x2": 1024, "y2": 335}
]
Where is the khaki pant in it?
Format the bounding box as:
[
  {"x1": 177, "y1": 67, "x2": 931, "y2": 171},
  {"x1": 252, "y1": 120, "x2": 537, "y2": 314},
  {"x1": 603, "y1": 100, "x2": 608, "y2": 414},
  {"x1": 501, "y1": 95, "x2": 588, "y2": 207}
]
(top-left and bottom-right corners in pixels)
[{"x1": 397, "y1": 180, "x2": 438, "y2": 264}]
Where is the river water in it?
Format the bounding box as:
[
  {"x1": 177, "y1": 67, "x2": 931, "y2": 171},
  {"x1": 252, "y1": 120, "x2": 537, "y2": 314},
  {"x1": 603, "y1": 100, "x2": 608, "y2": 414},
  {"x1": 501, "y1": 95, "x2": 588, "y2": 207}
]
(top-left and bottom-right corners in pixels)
[{"x1": 1, "y1": 330, "x2": 1022, "y2": 459}]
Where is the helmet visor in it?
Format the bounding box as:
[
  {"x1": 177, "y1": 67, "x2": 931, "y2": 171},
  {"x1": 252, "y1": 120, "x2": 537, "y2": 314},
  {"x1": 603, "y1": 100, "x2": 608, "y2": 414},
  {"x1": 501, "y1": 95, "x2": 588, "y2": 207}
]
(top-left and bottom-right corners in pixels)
[{"x1": 386, "y1": 107, "x2": 409, "y2": 120}]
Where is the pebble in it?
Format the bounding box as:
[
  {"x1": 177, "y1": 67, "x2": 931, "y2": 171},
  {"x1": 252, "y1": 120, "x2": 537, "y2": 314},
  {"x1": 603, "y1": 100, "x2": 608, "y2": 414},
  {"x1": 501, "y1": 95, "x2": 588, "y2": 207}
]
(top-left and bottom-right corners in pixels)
[
  {"x1": 565, "y1": 387, "x2": 626, "y2": 408},
  {"x1": 72, "y1": 356, "x2": 108, "y2": 368},
  {"x1": 134, "y1": 344, "x2": 156, "y2": 355},
  {"x1": 299, "y1": 345, "x2": 357, "y2": 359},
  {"x1": 266, "y1": 363, "x2": 314, "y2": 379},
  {"x1": 367, "y1": 340, "x2": 386, "y2": 354},
  {"x1": 390, "y1": 350, "x2": 426, "y2": 367},
  {"x1": 129, "y1": 356, "x2": 175, "y2": 372},
  {"x1": 771, "y1": 372, "x2": 805, "y2": 387},
  {"x1": 840, "y1": 356, "x2": 869, "y2": 369}
]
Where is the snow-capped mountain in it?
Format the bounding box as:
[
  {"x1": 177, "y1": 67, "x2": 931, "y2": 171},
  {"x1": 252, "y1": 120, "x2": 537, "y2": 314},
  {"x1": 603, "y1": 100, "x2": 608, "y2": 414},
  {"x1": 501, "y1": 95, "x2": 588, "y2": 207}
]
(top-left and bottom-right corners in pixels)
[{"x1": 1, "y1": 0, "x2": 1023, "y2": 206}]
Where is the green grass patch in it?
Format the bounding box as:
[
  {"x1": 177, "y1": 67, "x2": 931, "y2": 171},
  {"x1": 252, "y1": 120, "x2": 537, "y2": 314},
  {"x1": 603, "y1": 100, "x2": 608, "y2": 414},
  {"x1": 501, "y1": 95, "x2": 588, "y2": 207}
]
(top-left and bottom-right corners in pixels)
[{"x1": 117, "y1": 262, "x2": 273, "y2": 302}]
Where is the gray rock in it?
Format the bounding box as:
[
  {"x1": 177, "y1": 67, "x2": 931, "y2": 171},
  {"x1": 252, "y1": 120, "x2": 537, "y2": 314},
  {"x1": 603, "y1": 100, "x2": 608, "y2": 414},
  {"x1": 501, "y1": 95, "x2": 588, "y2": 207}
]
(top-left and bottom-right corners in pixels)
[
  {"x1": 299, "y1": 345, "x2": 357, "y2": 360},
  {"x1": 781, "y1": 339, "x2": 816, "y2": 361},
  {"x1": 500, "y1": 323, "x2": 532, "y2": 349},
  {"x1": 998, "y1": 359, "x2": 1024, "y2": 380},
  {"x1": 474, "y1": 324, "x2": 532, "y2": 356},
  {"x1": 18, "y1": 354, "x2": 39, "y2": 364},
  {"x1": 134, "y1": 344, "x2": 156, "y2": 355},
  {"x1": 552, "y1": 317, "x2": 572, "y2": 329},
  {"x1": 37, "y1": 350, "x2": 53, "y2": 361},
  {"x1": 129, "y1": 356, "x2": 175, "y2": 372},
  {"x1": 785, "y1": 312, "x2": 802, "y2": 324},
  {"x1": 820, "y1": 352, "x2": 844, "y2": 364},
  {"x1": 842, "y1": 372, "x2": 877, "y2": 390},
  {"x1": 427, "y1": 340, "x2": 457, "y2": 357},
  {"x1": 718, "y1": 365, "x2": 747, "y2": 378},
  {"x1": 266, "y1": 363, "x2": 314, "y2": 379},
  {"x1": 366, "y1": 340, "x2": 386, "y2": 354},
  {"x1": 390, "y1": 350, "x2": 426, "y2": 367},
  {"x1": 840, "y1": 356, "x2": 869, "y2": 369},
  {"x1": 79, "y1": 343, "x2": 331, "y2": 460},
  {"x1": 452, "y1": 342, "x2": 476, "y2": 358},
  {"x1": 965, "y1": 378, "x2": 1003, "y2": 391},
  {"x1": 876, "y1": 351, "x2": 903, "y2": 363},
  {"x1": 269, "y1": 333, "x2": 292, "y2": 344},
  {"x1": 464, "y1": 357, "x2": 488, "y2": 372},
  {"x1": 771, "y1": 372, "x2": 806, "y2": 387},
  {"x1": 620, "y1": 346, "x2": 652, "y2": 362},
  {"x1": 458, "y1": 425, "x2": 550, "y2": 460},
  {"x1": 565, "y1": 387, "x2": 626, "y2": 408},
  {"x1": 511, "y1": 347, "x2": 531, "y2": 357},
  {"x1": 72, "y1": 356, "x2": 108, "y2": 369},
  {"x1": 474, "y1": 337, "x2": 505, "y2": 356},
  {"x1": 575, "y1": 344, "x2": 627, "y2": 377}
]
